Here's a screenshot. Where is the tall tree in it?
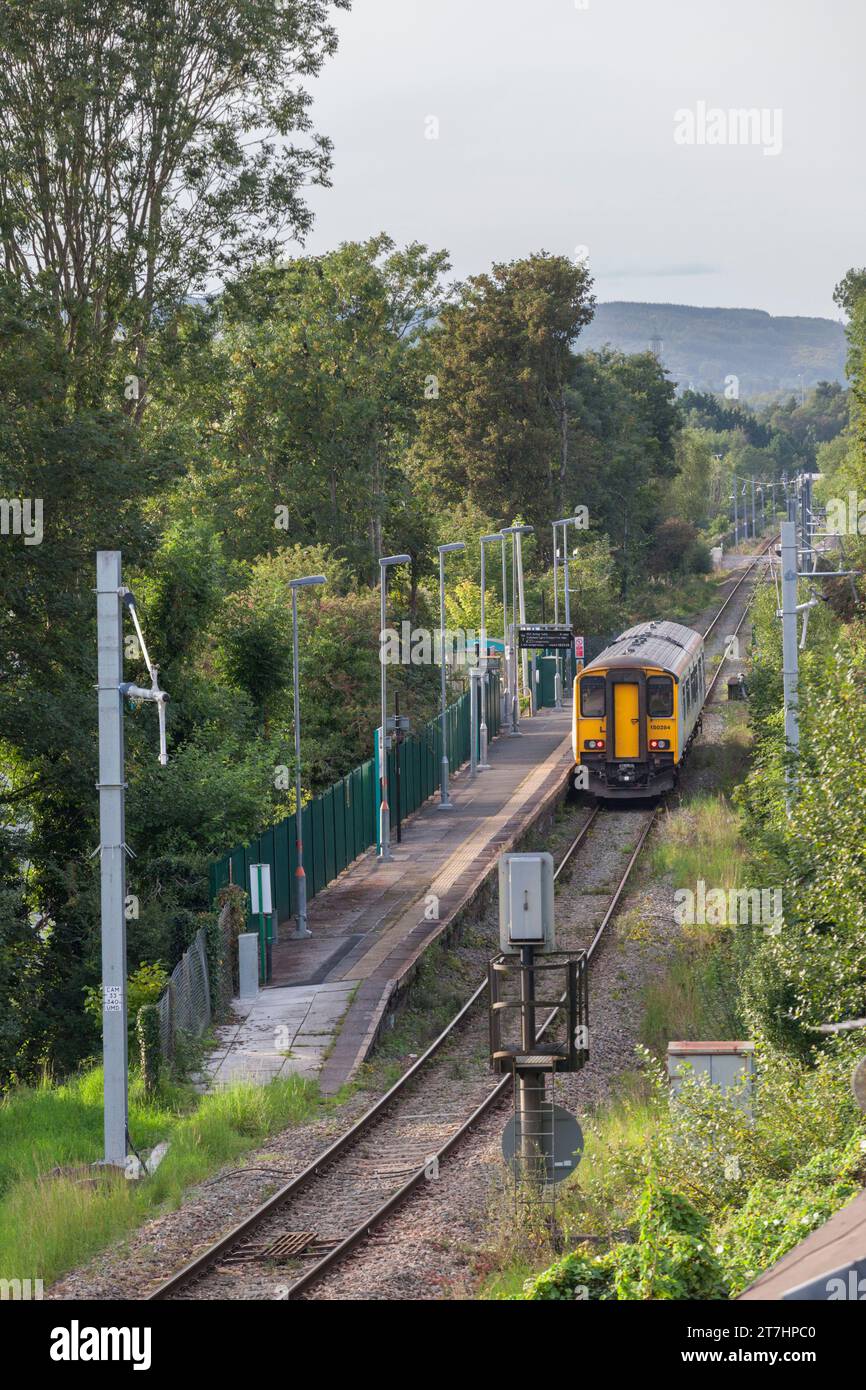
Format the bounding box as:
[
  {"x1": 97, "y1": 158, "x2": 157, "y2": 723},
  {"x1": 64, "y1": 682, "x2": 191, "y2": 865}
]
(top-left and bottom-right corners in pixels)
[
  {"x1": 191, "y1": 235, "x2": 450, "y2": 580},
  {"x1": 0, "y1": 0, "x2": 349, "y2": 408},
  {"x1": 569, "y1": 349, "x2": 680, "y2": 591},
  {"x1": 835, "y1": 269, "x2": 866, "y2": 461},
  {"x1": 414, "y1": 252, "x2": 595, "y2": 536}
]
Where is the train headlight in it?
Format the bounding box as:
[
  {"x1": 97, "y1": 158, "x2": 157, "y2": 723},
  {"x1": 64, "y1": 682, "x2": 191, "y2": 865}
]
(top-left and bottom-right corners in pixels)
[
  {"x1": 585, "y1": 739, "x2": 605, "y2": 750},
  {"x1": 650, "y1": 739, "x2": 669, "y2": 750}
]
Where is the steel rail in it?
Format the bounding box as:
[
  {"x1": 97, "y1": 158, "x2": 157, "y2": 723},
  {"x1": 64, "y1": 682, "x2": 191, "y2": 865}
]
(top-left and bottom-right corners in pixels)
[
  {"x1": 702, "y1": 536, "x2": 775, "y2": 644},
  {"x1": 283, "y1": 804, "x2": 642, "y2": 1300},
  {"x1": 148, "y1": 552, "x2": 770, "y2": 1301},
  {"x1": 704, "y1": 538, "x2": 774, "y2": 702},
  {"x1": 147, "y1": 797, "x2": 598, "y2": 1300}
]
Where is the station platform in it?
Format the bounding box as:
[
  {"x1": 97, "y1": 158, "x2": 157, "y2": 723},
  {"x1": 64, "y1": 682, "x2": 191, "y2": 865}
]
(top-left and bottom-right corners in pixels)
[{"x1": 205, "y1": 703, "x2": 574, "y2": 1094}]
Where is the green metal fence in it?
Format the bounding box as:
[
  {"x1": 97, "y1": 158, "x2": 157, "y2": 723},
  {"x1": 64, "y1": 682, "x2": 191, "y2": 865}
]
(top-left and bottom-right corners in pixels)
[{"x1": 208, "y1": 669, "x2": 502, "y2": 928}]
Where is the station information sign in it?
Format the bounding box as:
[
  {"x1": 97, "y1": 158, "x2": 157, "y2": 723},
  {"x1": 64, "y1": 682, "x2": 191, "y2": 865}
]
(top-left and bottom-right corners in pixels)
[{"x1": 517, "y1": 624, "x2": 573, "y2": 650}]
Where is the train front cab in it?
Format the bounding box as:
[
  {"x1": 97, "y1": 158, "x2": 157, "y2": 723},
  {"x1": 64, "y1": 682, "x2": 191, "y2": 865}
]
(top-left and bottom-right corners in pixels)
[{"x1": 575, "y1": 662, "x2": 678, "y2": 798}]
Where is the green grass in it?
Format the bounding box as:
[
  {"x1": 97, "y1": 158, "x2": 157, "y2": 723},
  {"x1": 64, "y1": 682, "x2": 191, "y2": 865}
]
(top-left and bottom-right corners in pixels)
[
  {"x1": 0, "y1": 1065, "x2": 320, "y2": 1286},
  {"x1": 643, "y1": 789, "x2": 751, "y2": 1051},
  {"x1": 476, "y1": 1074, "x2": 659, "y2": 1298},
  {"x1": 688, "y1": 706, "x2": 752, "y2": 795},
  {"x1": 650, "y1": 793, "x2": 747, "y2": 891},
  {"x1": 361, "y1": 942, "x2": 472, "y2": 1092},
  {"x1": 640, "y1": 939, "x2": 745, "y2": 1052},
  {"x1": 478, "y1": 1262, "x2": 538, "y2": 1300}
]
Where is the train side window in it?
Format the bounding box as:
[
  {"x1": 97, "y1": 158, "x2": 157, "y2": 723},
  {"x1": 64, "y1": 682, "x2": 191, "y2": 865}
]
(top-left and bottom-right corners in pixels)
[
  {"x1": 646, "y1": 676, "x2": 673, "y2": 718},
  {"x1": 580, "y1": 675, "x2": 605, "y2": 717}
]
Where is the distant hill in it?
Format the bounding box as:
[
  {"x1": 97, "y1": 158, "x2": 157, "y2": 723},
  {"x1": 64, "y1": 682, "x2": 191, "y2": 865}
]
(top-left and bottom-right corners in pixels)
[{"x1": 578, "y1": 302, "x2": 848, "y2": 399}]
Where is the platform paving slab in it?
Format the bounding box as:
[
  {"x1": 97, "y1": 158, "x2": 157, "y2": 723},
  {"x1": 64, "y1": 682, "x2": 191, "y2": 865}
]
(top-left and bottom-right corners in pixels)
[{"x1": 204, "y1": 980, "x2": 356, "y2": 1088}]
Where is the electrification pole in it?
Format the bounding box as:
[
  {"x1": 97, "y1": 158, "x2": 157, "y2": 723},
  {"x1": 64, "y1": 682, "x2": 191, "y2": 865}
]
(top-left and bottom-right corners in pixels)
[
  {"x1": 96, "y1": 551, "x2": 169, "y2": 1168},
  {"x1": 516, "y1": 529, "x2": 531, "y2": 712},
  {"x1": 803, "y1": 474, "x2": 814, "y2": 572},
  {"x1": 779, "y1": 522, "x2": 800, "y2": 813},
  {"x1": 96, "y1": 552, "x2": 128, "y2": 1169},
  {"x1": 557, "y1": 514, "x2": 581, "y2": 699}
]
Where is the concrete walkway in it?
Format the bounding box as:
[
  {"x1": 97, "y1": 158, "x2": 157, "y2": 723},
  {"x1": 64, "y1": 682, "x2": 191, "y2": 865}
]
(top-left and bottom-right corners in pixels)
[
  {"x1": 203, "y1": 702, "x2": 574, "y2": 1093},
  {"x1": 205, "y1": 980, "x2": 356, "y2": 1087}
]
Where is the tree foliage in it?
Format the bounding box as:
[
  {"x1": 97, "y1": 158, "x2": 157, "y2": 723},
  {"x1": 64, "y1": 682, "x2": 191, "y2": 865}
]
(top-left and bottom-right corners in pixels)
[
  {"x1": 0, "y1": 0, "x2": 349, "y2": 404},
  {"x1": 415, "y1": 252, "x2": 595, "y2": 534}
]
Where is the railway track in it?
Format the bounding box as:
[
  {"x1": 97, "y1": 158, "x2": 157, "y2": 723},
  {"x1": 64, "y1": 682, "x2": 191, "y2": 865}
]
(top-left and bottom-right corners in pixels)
[
  {"x1": 703, "y1": 537, "x2": 774, "y2": 701},
  {"x1": 147, "y1": 540, "x2": 771, "y2": 1302},
  {"x1": 148, "y1": 804, "x2": 654, "y2": 1301}
]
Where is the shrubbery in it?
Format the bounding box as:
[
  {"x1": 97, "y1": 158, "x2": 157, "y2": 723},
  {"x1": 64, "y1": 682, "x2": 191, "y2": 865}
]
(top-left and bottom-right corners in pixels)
[{"x1": 523, "y1": 1180, "x2": 727, "y2": 1301}]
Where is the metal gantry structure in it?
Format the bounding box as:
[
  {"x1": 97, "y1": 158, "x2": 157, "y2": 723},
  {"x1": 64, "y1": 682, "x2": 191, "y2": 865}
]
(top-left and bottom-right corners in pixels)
[
  {"x1": 96, "y1": 551, "x2": 169, "y2": 1168},
  {"x1": 773, "y1": 473, "x2": 858, "y2": 811}
]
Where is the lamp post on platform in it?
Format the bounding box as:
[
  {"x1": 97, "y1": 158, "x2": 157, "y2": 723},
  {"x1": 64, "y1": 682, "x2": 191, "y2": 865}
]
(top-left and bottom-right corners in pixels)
[
  {"x1": 501, "y1": 525, "x2": 533, "y2": 732},
  {"x1": 378, "y1": 554, "x2": 411, "y2": 860},
  {"x1": 438, "y1": 541, "x2": 465, "y2": 807},
  {"x1": 290, "y1": 574, "x2": 327, "y2": 938},
  {"x1": 479, "y1": 532, "x2": 504, "y2": 769}
]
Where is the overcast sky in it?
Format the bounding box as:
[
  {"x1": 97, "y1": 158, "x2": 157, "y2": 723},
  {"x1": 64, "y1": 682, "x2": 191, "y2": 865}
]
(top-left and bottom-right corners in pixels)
[{"x1": 301, "y1": 0, "x2": 864, "y2": 319}]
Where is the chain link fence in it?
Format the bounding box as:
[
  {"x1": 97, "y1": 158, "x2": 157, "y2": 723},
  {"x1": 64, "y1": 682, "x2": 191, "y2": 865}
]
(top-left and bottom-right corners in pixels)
[
  {"x1": 140, "y1": 894, "x2": 240, "y2": 1075},
  {"x1": 155, "y1": 928, "x2": 211, "y2": 1059}
]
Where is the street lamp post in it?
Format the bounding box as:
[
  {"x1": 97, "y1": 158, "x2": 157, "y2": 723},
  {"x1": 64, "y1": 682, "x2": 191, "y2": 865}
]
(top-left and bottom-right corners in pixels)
[
  {"x1": 516, "y1": 528, "x2": 531, "y2": 711},
  {"x1": 290, "y1": 574, "x2": 327, "y2": 939},
  {"x1": 501, "y1": 525, "x2": 533, "y2": 733},
  {"x1": 501, "y1": 534, "x2": 510, "y2": 725},
  {"x1": 378, "y1": 553, "x2": 411, "y2": 861},
  {"x1": 438, "y1": 541, "x2": 466, "y2": 807},
  {"x1": 479, "y1": 533, "x2": 504, "y2": 768}
]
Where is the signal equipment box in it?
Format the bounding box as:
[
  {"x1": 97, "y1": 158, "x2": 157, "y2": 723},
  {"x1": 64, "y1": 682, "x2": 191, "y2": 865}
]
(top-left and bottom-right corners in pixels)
[{"x1": 498, "y1": 852, "x2": 555, "y2": 953}]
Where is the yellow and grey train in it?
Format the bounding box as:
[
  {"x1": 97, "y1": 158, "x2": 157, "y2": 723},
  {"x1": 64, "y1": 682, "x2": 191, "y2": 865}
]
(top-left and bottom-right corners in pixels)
[{"x1": 572, "y1": 620, "x2": 705, "y2": 798}]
